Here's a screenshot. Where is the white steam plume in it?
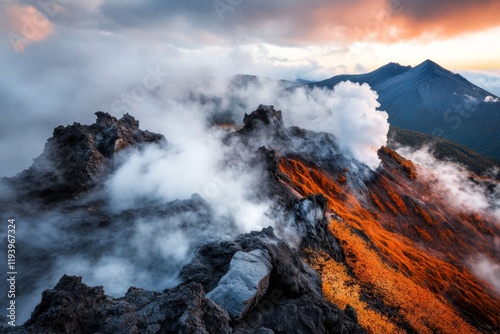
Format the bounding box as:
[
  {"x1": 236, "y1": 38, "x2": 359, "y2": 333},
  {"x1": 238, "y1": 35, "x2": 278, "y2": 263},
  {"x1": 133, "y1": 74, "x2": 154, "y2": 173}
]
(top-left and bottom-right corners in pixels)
[
  {"x1": 396, "y1": 146, "x2": 500, "y2": 223},
  {"x1": 162, "y1": 76, "x2": 389, "y2": 170},
  {"x1": 106, "y1": 106, "x2": 273, "y2": 234},
  {"x1": 283, "y1": 81, "x2": 389, "y2": 170},
  {"x1": 467, "y1": 254, "x2": 500, "y2": 295}
]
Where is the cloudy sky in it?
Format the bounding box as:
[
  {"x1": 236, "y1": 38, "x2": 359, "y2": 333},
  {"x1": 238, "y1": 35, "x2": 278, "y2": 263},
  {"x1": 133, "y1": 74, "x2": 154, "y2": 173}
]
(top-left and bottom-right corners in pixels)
[{"x1": 1, "y1": 0, "x2": 500, "y2": 176}]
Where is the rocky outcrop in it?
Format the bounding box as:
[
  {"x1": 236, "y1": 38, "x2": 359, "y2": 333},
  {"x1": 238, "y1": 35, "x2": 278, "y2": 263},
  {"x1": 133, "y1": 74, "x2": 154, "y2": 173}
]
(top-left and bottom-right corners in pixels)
[
  {"x1": 240, "y1": 105, "x2": 289, "y2": 141},
  {"x1": 230, "y1": 105, "x2": 369, "y2": 187},
  {"x1": 8, "y1": 112, "x2": 165, "y2": 202},
  {"x1": 292, "y1": 194, "x2": 345, "y2": 262},
  {"x1": 2, "y1": 275, "x2": 232, "y2": 334},
  {"x1": 182, "y1": 227, "x2": 364, "y2": 333},
  {"x1": 229, "y1": 105, "x2": 289, "y2": 151},
  {"x1": 2, "y1": 228, "x2": 363, "y2": 334}
]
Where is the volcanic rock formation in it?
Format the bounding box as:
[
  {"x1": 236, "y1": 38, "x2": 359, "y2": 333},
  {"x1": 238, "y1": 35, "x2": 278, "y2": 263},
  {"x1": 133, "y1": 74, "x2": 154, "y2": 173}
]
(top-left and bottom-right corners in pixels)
[{"x1": 2, "y1": 105, "x2": 499, "y2": 333}]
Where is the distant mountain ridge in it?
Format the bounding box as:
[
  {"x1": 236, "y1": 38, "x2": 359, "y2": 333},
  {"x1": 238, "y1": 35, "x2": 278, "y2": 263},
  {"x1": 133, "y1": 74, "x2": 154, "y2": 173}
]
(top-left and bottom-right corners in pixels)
[
  {"x1": 312, "y1": 60, "x2": 500, "y2": 161},
  {"x1": 388, "y1": 126, "x2": 500, "y2": 177}
]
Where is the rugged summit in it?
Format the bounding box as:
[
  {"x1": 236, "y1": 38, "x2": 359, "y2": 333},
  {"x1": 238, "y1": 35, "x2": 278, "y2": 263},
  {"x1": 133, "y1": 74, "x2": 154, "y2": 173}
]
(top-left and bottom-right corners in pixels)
[{"x1": 5, "y1": 112, "x2": 165, "y2": 202}]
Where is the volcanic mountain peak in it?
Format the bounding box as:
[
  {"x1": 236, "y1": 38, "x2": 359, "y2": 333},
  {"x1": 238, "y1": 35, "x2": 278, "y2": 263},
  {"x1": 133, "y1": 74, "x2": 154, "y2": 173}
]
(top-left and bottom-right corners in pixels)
[
  {"x1": 384, "y1": 59, "x2": 471, "y2": 89},
  {"x1": 368, "y1": 61, "x2": 412, "y2": 79},
  {"x1": 414, "y1": 59, "x2": 443, "y2": 70},
  {"x1": 313, "y1": 60, "x2": 500, "y2": 161},
  {"x1": 312, "y1": 62, "x2": 411, "y2": 90},
  {"x1": 243, "y1": 104, "x2": 285, "y2": 129},
  {"x1": 7, "y1": 112, "x2": 166, "y2": 202}
]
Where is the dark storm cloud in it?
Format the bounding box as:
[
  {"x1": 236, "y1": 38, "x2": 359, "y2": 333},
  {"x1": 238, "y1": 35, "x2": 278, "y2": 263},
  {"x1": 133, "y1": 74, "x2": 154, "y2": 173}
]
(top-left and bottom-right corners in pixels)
[
  {"x1": 96, "y1": 0, "x2": 384, "y2": 45},
  {"x1": 395, "y1": 0, "x2": 498, "y2": 21},
  {"x1": 95, "y1": 0, "x2": 500, "y2": 44},
  {"x1": 7, "y1": 0, "x2": 500, "y2": 47}
]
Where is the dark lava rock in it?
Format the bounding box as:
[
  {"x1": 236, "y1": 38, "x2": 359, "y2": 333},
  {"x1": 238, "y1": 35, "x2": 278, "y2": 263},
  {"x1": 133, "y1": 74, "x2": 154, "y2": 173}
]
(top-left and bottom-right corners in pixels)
[
  {"x1": 0, "y1": 109, "x2": 365, "y2": 333},
  {"x1": 293, "y1": 194, "x2": 345, "y2": 262},
  {"x1": 229, "y1": 105, "x2": 290, "y2": 150},
  {"x1": 3, "y1": 228, "x2": 364, "y2": 334},
  {"x1": 241, "y1": 105, "x2": 288, "y2": 140},
  {"x1": 1, "y1": 275, "x2": 231, "y2": 334},
  {"x1": 7, "y1": 112, "x2": 166, "y2": 202}
]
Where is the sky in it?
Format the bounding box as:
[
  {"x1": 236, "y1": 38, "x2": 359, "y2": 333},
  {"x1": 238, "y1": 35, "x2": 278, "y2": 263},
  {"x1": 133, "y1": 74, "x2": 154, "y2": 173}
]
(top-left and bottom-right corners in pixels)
[{"x1": 1, "y1": 0, "x2": 500, "y2": 176}]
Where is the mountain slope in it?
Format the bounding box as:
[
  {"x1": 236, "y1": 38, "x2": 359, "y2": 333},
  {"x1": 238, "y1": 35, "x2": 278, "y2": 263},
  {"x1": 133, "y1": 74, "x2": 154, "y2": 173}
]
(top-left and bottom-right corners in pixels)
[
  {"x1": 388, "y1": 126, "x2": 500, "y2": 177},
  {"x1": 313, "y1": 60, "x2": 500, "y2": 161},
  {"x1": 312, "y1": 62, "x2": 411, "y2": 90}
]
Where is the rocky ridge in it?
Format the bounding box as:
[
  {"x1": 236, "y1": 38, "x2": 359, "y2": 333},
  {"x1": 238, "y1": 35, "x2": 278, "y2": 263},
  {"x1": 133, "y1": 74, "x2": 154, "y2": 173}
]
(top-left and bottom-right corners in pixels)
[
  {"x1": 5, "y1": 112, "x2": 165, "y2": 202},
  {"x1": 5, "y1": 104, "x2": 498, "y2": 333}
]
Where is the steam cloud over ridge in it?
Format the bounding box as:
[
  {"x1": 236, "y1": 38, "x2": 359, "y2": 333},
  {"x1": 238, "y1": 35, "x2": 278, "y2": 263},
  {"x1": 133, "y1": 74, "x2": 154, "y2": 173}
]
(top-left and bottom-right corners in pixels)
[
  {"x1": 397, "y1": 146, "x2": 500, "y2": 297},
  {"x1": 397, "y1": 146, "x2": 500, "y2": 223}
]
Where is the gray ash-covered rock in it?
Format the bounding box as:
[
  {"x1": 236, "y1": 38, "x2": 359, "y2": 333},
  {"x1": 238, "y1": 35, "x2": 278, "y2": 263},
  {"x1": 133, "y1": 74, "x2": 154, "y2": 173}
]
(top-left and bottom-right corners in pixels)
[
  {"x1": 6, "y1": 112, "x2": 165, "y2": 202},
  {"x1": 206, "y1": 249, "x2": 272, "y2": 319},
  {"x1": 181, "y1": 227, "x2": 363, "y2": 333}
]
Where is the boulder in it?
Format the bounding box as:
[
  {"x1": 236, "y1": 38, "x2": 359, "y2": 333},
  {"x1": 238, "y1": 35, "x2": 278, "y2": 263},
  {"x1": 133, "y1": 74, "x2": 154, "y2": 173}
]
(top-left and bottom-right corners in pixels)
[{"x1": 206, "y1": 249, "x2": 272, "y2": 318}]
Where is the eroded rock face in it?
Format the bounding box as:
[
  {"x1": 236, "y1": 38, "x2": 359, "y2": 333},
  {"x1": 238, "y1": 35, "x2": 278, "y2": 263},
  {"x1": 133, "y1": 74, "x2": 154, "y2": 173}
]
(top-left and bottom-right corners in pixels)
[
  {"x1": 242, "y1": 105, "x2": 286, "y2": 137},
  {"x1": 293, "y1": 195, "x2": 345, "y2": 262},
  {"x1": 206, "y1": 249, "x2": 272, "y2": 319},
  {"x1": 235, "y1": 105, "x2": 290, "y2": 149},
  {"x1": 8, "y1": 112, "x2": 166, "y2": 202}
]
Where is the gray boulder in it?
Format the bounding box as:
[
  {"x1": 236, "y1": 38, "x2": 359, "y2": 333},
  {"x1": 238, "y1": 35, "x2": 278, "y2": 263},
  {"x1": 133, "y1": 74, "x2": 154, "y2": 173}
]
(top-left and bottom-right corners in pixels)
[{"x1": 206, "y1": 249, "x2": 272, "y2": 319}]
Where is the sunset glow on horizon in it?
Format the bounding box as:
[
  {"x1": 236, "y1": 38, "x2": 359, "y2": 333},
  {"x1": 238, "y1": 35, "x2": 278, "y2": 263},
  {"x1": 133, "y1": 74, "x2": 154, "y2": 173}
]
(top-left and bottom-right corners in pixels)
[
  {"x1": 1, "y1": 0, "x2": 499, "y2": 74},
  {"x1": 1, "y1": 0, "x2": 500, "y2": 175}
]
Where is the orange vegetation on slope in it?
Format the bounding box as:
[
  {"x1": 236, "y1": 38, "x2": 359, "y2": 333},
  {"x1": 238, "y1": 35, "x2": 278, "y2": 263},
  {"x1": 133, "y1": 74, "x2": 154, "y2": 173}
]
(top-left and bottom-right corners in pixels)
[
  {"x1": 307, "y1": 250, "x2": 404, "y2": 334},
  {"x1": 278, "y1": 156, "x2": 500, "y2": 332}
]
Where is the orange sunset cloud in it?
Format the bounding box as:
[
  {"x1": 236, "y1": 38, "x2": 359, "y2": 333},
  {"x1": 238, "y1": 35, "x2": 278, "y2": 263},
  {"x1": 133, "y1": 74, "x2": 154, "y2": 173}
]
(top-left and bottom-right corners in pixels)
[
  {"x1": 389, "y1": 0, "x2": 500, "y2": 40},
  {"x1": 245, "y1": 0, "x2": 500, "y2": 45},
  {"x1": 2, "y1": 4, "x2": 55, "y2": 52}
]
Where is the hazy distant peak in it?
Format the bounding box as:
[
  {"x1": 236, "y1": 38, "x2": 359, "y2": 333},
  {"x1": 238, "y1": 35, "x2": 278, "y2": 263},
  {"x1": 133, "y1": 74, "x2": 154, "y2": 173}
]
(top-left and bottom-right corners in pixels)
[{"x1": 412, "y1": 59, "x2": 451, "y2": 75}]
